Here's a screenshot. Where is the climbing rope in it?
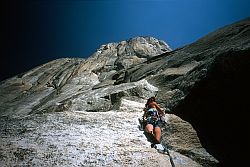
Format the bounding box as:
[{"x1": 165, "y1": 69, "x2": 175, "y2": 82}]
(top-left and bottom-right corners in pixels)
[
  {"x1": 161, "y1": 141, "x2": 175, "y2": 167},
  {"x1": 160, "y1": 115, "x2": 175, "y2": 167}
]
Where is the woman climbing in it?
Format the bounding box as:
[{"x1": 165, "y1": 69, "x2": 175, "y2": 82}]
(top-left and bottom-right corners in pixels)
[{"x1": 143, "y1": 96, "x2": 165, "y2": 144}]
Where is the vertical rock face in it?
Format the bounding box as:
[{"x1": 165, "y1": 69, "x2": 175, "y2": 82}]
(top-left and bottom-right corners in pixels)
[{"x1": 1, "y1": 18, "x2": 250, "y2": 166}]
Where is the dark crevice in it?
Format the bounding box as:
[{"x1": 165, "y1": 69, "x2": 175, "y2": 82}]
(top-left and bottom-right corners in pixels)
[{"x1": 174, "y1": 50, "x2": 250, "y2": 166}]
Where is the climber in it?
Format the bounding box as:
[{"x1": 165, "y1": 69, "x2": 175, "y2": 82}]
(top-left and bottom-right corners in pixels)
[{"x1": 143, "y1": 96, "x2": 165, "y2": 145}]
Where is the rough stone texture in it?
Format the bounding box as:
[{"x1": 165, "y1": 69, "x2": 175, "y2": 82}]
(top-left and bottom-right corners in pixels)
[
  {"x1": 1, "y1": 18, "x2": 250, "y2": 166},
  {"x1": 0, "y1": 100, "x2": 201, "y2": 167},
  {"x1": 161, "y1": 114, "x2": 217, "y2": 167}
]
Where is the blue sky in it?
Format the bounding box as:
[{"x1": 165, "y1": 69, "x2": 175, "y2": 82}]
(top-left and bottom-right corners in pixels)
[{"x1": 2, "y1": 0, "x2": 250, "y2": 81}]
